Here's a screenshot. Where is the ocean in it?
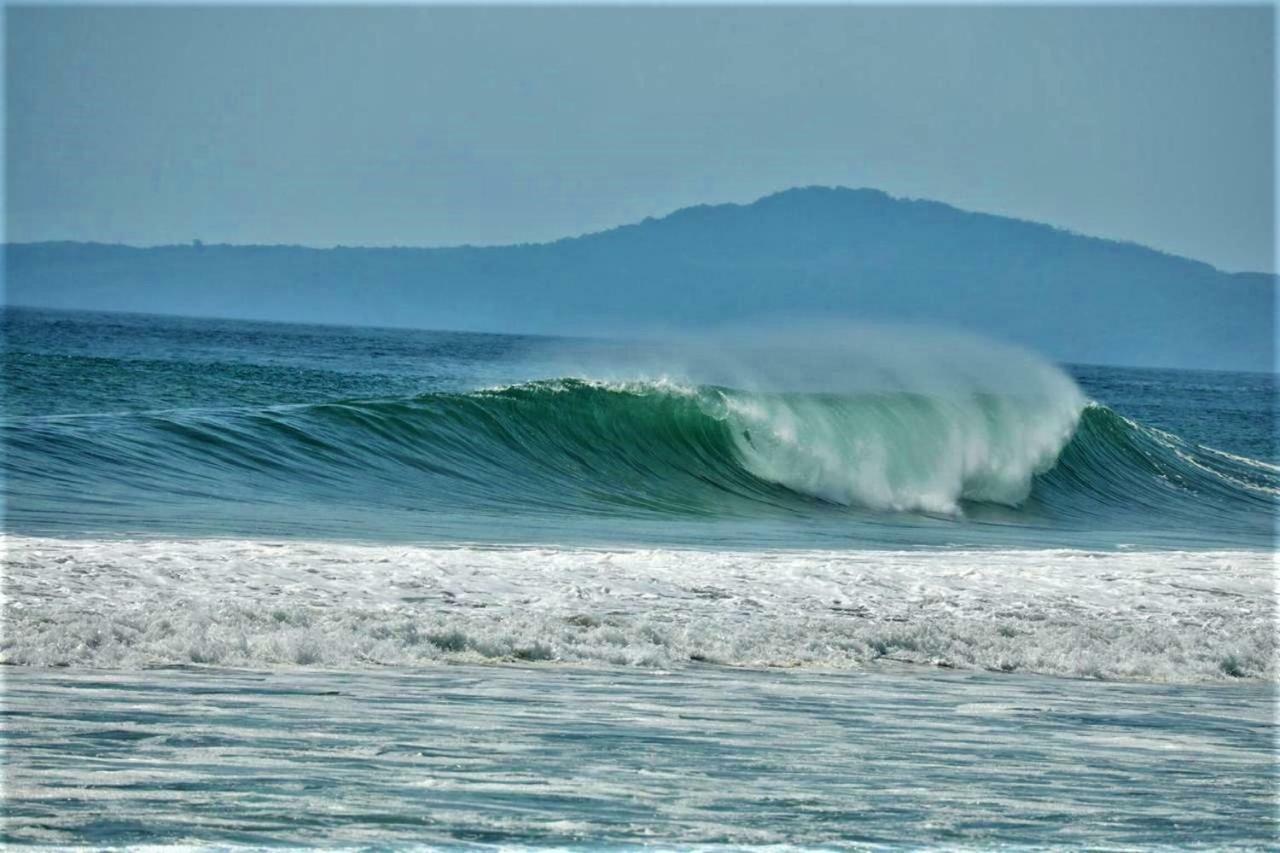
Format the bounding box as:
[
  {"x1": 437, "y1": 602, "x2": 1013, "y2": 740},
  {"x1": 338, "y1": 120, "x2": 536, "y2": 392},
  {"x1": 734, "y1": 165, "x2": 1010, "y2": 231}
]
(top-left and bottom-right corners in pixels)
[{"x1": 2, "y1": 306, "x2": 1276, "y2": 846}]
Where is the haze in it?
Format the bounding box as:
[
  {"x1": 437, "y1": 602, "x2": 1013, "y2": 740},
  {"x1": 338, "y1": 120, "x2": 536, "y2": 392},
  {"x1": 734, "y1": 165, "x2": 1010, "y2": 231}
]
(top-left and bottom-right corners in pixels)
[{"x1": 6, "y1": 5, "x2": 1275, "y2": 273}]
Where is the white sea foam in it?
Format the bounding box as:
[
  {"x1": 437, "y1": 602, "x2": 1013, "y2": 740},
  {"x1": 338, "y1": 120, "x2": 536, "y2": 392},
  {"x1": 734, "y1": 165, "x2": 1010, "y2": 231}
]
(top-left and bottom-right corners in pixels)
[
  {"x1": 2, "y1": 535, "x2": 1273, "y2": 682},
  {"x1": 2, "y1": 535, "x2": 1269, "y2": 681}
]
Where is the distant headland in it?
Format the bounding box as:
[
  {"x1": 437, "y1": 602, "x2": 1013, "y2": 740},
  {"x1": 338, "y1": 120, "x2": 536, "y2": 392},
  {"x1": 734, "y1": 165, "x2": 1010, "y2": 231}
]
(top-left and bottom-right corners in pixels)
[{"x1": 5, "y1": 187, "x2": 1274, "y2": 371}]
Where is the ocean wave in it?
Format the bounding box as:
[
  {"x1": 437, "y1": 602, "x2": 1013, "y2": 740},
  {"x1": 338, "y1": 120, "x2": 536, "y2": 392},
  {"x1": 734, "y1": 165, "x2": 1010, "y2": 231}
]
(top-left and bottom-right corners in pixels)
[{"x1": 3, "y1": 375, "x2": 1274, "y2": 538}]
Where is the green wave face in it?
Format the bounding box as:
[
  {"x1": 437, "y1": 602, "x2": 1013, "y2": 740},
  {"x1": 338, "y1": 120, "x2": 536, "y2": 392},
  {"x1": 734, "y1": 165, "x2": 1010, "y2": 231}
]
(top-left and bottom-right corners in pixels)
[{"x1": 4, "y1": 376, "x2": 1275, "y2": 545}]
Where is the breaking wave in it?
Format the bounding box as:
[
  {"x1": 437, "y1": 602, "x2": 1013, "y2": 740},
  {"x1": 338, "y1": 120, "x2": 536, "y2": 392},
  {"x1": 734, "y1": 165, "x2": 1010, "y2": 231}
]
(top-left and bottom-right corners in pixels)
[{"x1": 5, "y1": 373, "x2": 1275, "y2": 539}]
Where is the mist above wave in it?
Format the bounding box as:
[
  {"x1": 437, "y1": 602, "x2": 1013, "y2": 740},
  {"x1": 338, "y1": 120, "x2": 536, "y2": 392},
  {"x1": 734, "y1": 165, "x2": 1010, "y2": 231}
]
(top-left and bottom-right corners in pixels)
[{"x1": 534, "y1": 325, "x2": 1087, "y2": 514}]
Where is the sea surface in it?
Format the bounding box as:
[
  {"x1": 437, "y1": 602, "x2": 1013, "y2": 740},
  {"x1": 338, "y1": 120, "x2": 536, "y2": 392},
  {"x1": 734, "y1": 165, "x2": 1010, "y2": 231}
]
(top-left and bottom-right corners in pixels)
[{"x1": 2, "y1": 306, "x2": 1276, "y2": 846}]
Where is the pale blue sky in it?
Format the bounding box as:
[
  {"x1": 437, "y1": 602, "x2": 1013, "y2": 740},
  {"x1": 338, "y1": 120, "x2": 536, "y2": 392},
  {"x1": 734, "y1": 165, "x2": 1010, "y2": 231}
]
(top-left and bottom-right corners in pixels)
[{"x1": 6, "y1": 5, "x2": 1275, "y2": 272}]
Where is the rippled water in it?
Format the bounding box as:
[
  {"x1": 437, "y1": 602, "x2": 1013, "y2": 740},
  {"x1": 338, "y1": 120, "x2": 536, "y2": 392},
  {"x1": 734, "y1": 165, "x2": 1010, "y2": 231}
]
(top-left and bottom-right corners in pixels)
[{"x1": 4, "y1": 664, "x2": 1275, "y2": 847}]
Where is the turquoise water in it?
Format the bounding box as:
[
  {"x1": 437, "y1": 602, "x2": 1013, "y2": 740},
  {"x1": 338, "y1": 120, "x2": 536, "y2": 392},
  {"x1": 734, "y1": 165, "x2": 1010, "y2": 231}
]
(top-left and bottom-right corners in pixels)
[
  {"x1": 3, "y1": 308, "x2": 1275, "y2": 549},
  {"x1": 2, "y1": 307, "x2": 1276, "y2": 846},
  {"x1": 4, "y1": 664, "x2": 1275, "y2": 847}
]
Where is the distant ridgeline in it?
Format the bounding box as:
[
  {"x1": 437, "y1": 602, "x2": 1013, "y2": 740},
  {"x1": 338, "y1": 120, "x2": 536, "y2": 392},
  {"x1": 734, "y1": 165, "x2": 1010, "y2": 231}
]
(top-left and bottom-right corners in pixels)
[{"x1": 5, "y1": 187, "x2": 1274, "y2": 371}]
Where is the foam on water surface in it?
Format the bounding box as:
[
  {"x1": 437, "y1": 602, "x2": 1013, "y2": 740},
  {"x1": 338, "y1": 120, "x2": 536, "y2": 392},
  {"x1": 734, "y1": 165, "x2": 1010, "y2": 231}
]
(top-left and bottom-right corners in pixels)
[
  {"x1": 5, "y1": 536, "x2": 1272, "y2": 681},
  {"x1": 3, "y1": 664, "x2": 1275, "y2": 847}
]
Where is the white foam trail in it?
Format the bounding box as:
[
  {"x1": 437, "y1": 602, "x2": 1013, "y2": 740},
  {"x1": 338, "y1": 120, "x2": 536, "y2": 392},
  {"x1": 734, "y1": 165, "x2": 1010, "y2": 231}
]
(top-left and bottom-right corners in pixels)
[{"x1": 4, "y1": 536, "x2": 1271, "y2": 682}]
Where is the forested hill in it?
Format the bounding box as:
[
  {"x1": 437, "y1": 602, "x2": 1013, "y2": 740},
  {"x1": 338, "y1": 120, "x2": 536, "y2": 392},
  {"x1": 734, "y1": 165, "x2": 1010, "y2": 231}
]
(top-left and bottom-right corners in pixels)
[{"x1": 6, "y1": 186, "x2": 1273, "y2": 371}]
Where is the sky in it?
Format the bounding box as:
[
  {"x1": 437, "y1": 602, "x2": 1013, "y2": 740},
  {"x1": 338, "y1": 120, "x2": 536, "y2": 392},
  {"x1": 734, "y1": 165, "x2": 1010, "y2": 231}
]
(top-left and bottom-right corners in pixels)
[{"x1": 5, "y1": 5, "x2": 1275, "y2": 273}]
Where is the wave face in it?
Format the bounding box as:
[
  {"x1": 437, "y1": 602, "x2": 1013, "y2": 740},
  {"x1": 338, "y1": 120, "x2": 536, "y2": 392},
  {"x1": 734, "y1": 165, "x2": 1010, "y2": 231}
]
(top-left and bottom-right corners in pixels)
[
  {"x1": 3, "y1": 308, "x2": 1275, "y2": 548},
  {"x1": 4, "y1": 375, "x2": 1275, "y2": 546},
  {"x1": 444, "y1": 378, "x2": 1083, "y2": 516}
]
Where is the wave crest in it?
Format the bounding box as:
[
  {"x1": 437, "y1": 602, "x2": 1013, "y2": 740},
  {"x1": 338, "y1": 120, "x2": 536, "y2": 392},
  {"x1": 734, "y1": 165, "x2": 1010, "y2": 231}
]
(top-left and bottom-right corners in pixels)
[{"x1": 719, "y1": 388, "x2": 1082, "y2": 514}]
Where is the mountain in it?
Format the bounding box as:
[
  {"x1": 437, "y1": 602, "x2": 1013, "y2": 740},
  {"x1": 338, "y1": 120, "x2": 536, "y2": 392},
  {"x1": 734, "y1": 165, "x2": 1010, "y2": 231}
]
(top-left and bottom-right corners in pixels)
[{"x1": 4, "y1": 186, "x2": 1274, "y2": 371}]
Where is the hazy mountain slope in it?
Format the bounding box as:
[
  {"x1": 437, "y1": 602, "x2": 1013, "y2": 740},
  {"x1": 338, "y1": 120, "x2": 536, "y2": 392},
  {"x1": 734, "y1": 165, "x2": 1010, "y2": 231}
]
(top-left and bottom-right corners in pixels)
[{"x1": 5, "y1": 187, "x2": 1273, "y2": 370}]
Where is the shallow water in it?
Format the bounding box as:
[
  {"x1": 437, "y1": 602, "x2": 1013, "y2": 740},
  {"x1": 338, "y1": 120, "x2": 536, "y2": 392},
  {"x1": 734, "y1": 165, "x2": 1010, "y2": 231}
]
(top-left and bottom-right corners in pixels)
[
  {"x1": 4, "y1": 664, "x2": 1275, "y2": 847},
  {"x1": 5, "y1": 536, "x2": 1273, "y2": 681}
]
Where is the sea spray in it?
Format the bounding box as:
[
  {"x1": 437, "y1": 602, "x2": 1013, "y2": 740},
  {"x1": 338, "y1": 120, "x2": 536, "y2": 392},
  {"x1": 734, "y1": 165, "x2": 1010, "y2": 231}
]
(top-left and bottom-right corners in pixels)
[
  {"x1": 716, "y1": 389, "x2": 1081, "y2": 514},
  {"x1": 508, "y1": 324, "x2": 1090, "y2": 513}
]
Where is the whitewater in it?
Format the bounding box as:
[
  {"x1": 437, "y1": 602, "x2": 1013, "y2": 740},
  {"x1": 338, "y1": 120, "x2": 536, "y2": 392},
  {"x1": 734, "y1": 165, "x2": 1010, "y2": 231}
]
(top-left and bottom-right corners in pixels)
[
  {"x1": 3, "y1": 307, "x2": 1276, "y2": 846},
  {"x1": 6, "y1": 536, "x2": 1272, "y2": 680}
]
